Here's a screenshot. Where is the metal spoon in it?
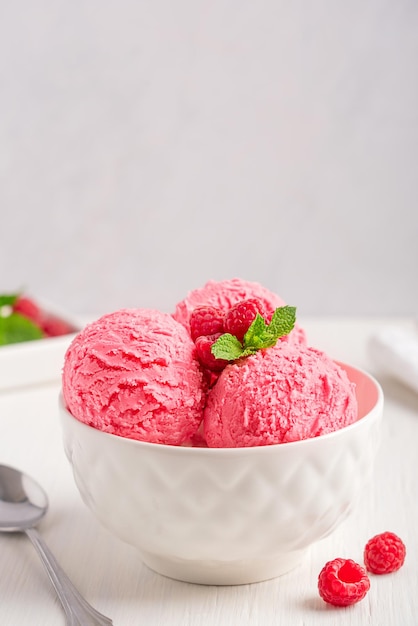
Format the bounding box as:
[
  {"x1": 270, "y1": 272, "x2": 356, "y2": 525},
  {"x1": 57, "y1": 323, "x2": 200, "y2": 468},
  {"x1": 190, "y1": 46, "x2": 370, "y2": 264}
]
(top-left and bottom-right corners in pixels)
[{"x1": 0, "y1": 464, "x2": 113, "y2": 625}]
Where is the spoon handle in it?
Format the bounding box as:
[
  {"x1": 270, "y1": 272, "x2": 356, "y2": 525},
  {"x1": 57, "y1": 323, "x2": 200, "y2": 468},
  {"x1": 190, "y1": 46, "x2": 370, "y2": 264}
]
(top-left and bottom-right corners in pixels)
[{"x1": 25, "y1": 527, "x2": 113, "y2": 626}]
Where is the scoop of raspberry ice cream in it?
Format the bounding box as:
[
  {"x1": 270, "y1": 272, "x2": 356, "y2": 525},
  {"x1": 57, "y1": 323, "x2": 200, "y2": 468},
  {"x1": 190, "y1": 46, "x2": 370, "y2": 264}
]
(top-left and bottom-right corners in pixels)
[
  {"x1": 62, "y1": 309, "x2": 205, "y2": 445},
  {"x1": 204, "y1": 343, "x2": 358, "y2": 447}
]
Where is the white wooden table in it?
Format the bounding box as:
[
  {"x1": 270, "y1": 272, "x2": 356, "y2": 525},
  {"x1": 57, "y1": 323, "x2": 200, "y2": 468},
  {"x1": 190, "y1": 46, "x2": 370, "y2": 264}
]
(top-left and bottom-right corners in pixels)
[{"x1": 1, "y1": 318, "x2": 417, "y2": 625}]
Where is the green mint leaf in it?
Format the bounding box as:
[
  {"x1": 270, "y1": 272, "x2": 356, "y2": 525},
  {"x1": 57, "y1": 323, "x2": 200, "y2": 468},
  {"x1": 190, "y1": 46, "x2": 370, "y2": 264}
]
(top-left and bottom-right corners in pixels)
[
  {"x1": 0, "y1": 293, "x2": 19, "y2": 307},
  {"x1": 242, "y1": 305, "x2": 297, "y2": 352},
  {"x1": 0, "y1": 313, "x2": 44, "y2": 346},
  {"x1": 210, "y1": 305, "x2": 297, "y2": 364},
  {"x1": 211, "y1": 333, "x2": 245, "y2": 361},
  {"x1": 240, "y1": 346, "x2": 261, "y2": 358},
  {"x1": 266, "y1": 306, "x2": 296, "y2": 340},
  {"x1": 242, "y1": 313, "x2": 268, "y2": 348}
]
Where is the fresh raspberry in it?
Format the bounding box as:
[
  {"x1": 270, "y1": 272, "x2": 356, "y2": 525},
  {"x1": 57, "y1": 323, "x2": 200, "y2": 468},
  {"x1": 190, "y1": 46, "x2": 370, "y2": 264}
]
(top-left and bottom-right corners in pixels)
[
  {"x1": 195, "y1": 333, "x2": 229, "y2": 372},
  {"x1": 224, "y1": 298, "x2": 266, "y2": 342},
  {"x1": 13, "y1": 296, "x2": 44, "y2": 325},
  {"x1": 189, "y1": 306, "x2": 224, "y2": 342},
  {"x1": 364, "y1": 532, "x2": 406, "y2": 574},
  {"x1": 318, "y1": 558, "x2": 370, "y2": 607}
]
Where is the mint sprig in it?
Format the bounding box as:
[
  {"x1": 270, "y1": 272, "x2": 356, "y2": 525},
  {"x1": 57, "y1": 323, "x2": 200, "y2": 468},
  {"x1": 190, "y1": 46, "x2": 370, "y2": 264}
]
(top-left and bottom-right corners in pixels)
[{"x1": 211, "y1": 305, "x2": 296, "y2": 362}]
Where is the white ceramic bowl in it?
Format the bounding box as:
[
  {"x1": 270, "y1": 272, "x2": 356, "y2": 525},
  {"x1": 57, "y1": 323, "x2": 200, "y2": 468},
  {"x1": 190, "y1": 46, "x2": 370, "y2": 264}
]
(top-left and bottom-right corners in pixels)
[{"x1": 59, "y1": 362, "x2": 383, "y2": 585}]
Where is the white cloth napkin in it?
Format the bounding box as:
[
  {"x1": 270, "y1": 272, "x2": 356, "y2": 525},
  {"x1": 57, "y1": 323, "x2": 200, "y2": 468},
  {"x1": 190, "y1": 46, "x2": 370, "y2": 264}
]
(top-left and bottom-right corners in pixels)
[{"x1": 369, "y1": 325, "x2": 418, "y2": 395}]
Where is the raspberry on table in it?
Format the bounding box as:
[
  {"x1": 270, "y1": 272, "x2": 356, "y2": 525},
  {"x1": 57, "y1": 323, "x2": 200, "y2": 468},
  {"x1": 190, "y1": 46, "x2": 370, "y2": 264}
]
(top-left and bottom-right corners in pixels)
[
  {"x1": 318, "y1": 558, "x2": 370, "y2": 607},
  {"x1": 190, "y1": 306, "x2": 224, "y2": 342},
  {"x1": 224, "y1": 298, "x2": 266, "y2": 342},
  {"x1": 195, "y1": 333, "x2": 229, "y2": 372},
  {"x1": 364, "y1": 531, "x2": 406, "y2": 575}
]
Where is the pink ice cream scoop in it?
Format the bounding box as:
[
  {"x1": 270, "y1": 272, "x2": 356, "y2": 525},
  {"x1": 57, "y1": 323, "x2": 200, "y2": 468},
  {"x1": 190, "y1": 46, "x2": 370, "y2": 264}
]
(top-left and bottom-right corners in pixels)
[
  {"x1": 204, "y1": 343, "x2": 358, "y2": 448},
  {"x1": 62, "y1": 309, "x2": 205, "y2": 445},
  {"x1": 173, "y1": 278, "x2": 306, "y2": 346}
]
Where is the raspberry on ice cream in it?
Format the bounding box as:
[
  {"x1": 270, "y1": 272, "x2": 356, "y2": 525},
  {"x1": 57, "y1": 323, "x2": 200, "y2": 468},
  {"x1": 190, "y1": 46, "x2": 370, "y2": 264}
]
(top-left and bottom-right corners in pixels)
[
  {"x1": 173, "y1": 278, "x2": 306, "y2": 346},
  {"x1": 189, "y1": 306, "x2": 224, "y2": 341},
  {"x1": 195, "y1": 333, "x2": 228, "y2": 372},
  {"x1": 62, "y1": 309, "x2": 205, "y2": 445},
  {"x1": 224, "y1": 298, "x2": 266, "y2": 342},
  {"x1": 204, "y1": 343, "x2": 358, "y2": 447}
]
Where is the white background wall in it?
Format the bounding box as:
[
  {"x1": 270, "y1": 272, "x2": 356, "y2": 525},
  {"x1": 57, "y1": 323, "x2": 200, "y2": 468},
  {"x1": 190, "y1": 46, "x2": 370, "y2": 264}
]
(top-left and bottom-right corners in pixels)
[{"x1": 1, "y1": 1, "x2": 417, "y2": 317}]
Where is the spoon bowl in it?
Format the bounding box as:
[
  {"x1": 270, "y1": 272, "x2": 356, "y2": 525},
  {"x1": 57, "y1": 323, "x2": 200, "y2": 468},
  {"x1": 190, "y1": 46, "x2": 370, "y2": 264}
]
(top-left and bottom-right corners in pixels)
[
  {"x1": 0, "y1": 465, "x2": 48, "y2": 531},
  {"x1": 0, "y1": 464, "x2": 112, "y2": 625}
]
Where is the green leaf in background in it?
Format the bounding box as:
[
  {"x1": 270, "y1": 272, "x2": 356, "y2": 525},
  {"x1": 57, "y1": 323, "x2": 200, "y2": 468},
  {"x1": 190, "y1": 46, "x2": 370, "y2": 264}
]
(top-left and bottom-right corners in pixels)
[
  {"x1": 0, "y1": 293, "x2": 19, "y2": 308},
  {"x1": 0, "y1": 313, "x2": 44, "y2": 346}
]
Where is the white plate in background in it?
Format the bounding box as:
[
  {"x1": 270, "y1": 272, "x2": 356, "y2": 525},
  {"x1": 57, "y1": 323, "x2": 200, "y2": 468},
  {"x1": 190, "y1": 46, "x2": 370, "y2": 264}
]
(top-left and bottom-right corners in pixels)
[{"x1": 0, "y1": 304, "x2": 82, "y2": 391}]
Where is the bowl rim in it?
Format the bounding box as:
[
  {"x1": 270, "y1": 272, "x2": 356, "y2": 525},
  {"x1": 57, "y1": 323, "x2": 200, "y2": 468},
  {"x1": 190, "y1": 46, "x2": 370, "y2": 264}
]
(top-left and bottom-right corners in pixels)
[{"x1": 59, "y1": 361, "x2": 383, "y2": 456}]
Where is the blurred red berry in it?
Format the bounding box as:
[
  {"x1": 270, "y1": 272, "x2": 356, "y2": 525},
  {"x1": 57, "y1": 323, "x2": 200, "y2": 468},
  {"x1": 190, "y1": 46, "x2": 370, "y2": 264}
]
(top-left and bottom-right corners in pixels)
[
  {"x1": 13, "y1": 296, "x2": 43, "y2": 325},
  {"x1": 41, "y1": 315, "x2": 75, "y2": 337}
]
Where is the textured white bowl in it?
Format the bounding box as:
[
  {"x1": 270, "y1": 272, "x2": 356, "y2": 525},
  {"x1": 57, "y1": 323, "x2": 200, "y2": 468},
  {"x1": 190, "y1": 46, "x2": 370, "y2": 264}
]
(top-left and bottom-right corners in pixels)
[{"x1": 60, "y1": 362, "x2": 383, "y2": 585}]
